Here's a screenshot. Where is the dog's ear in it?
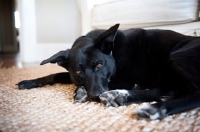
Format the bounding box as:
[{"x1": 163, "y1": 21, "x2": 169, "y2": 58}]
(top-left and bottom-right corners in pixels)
[
  {"x1": 40, "y1": 49, "x2": 70, "y2": 69},
  {"x1": 95, "y1": 24, "x2": 119, "y2": 54}
]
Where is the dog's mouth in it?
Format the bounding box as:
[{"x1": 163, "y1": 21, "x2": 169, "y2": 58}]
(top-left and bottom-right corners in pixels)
[{"x1": 88, "y1": 95, "x2": 101, "y2": 102}]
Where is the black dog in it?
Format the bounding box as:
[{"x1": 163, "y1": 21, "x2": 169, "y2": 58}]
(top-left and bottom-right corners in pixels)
[{"x1": 18, "y1": 24, "x2": 200, "y2": 120}]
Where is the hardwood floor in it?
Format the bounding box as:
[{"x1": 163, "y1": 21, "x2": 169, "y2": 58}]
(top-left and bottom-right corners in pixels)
[
  {"x1": 0, "y1": 53, "x2": 20, "y2": 68},
  {"x1": 0, "y1": 53, "x2": 39, "y2": 68}
]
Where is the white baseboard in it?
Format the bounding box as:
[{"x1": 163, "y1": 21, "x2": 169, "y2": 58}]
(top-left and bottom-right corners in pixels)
[
  {"x1": 20, "y1": 43, "x2": 73, "y2": 63},
  {"x1": 35, "y1": 43, "x2": 73, "y2": 62}
]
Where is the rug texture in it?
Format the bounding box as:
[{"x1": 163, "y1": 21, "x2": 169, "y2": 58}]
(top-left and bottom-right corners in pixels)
[{"x1": 0, "y1": 64, "x2": 200, "y2": 132}]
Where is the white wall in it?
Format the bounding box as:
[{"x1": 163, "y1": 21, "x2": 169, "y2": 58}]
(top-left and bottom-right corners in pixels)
[
  {"x1": 19, "y1": 0, "x2": 81, "y2": 63},
  {"x1": 18, "y1": 0, "x2": 37, "y2": 63},
  {"x1": 36, "y1": 0, "x2": 81, "y2": 43}
]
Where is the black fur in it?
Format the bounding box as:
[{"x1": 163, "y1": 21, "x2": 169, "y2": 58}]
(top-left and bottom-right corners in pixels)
[{"x1": 17, "y1": 24, "x2": 200, "y2": 119}]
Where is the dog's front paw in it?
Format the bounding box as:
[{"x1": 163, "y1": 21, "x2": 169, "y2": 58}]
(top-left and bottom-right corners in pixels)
[
  {"x1": 74, "y1": 86, "x2": 88, "y2": 103},
  {"x1": 17, "y1": 80, "x2": 39, "y2": 89},
  {"x1": 135, "y1": 104, "x2": 167, "y2": 120},
  {"x1": 99, "y1": 90, "x2": 129, "y2": 107}
]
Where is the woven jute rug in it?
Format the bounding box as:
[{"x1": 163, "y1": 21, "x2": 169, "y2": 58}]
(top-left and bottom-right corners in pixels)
[{"x1": 0, "y1": 64, "x2": 200, "y2": 132}]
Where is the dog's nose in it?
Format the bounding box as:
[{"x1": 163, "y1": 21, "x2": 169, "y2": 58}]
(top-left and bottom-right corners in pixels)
[{"x1": 89, "y1": 95, "x2": 100, "y2": 102}]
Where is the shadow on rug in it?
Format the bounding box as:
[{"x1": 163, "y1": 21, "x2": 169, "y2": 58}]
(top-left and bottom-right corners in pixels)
[{"x1": 0, "y1": 65, "x2": 199, "y2": 132}]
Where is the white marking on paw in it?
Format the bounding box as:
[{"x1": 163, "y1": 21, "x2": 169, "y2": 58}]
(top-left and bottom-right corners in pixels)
[
  {"x1": 109, "y1": 92, "x2": 117, "y2": 99},
  {"x1": 99, "y1": 96, "x2": 107, "y2": 101},
  {"x1": 150, "y1": 112, "x2": 160, "y2": 120},
  {"x1": 138, "y1": 103, "x2": 152, "y2": 110},
  {"x1": 99, "y1": 90, "x2": 130, "y2": 107},
  {"x1": 136, "y1": 104, "x2": 167, "y2": 120},
  {"x1": 116, "y1": 90, "x2": 129, "y2": 95},
  {"x1": 136, "y1": 104, "x2": 152, "y2": 116}
]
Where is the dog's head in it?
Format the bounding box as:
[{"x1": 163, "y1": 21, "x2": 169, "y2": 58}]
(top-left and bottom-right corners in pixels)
[{"x1": 40, "y1": 24, "x2": 119, "y2": 101}]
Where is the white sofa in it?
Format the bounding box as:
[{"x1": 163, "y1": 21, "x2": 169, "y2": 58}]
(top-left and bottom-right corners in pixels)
[{"x1": 77, "y1": 0, "x2": 200, "y2": 36}]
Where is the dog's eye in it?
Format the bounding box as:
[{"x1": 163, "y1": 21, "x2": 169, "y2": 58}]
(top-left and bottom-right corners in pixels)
[
  {"x1": 76, "y1": 70, "x2": 82, "y2": 74},
  {"x1": 97, "y1": 63, "x2": 102, "y2": 68}
]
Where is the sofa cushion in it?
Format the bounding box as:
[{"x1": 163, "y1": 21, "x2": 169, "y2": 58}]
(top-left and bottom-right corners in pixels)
[{"x1": 91, "y1": 0, "x2": 199, "y2": 29}]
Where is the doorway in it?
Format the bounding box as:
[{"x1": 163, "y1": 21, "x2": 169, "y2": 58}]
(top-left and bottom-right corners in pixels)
[{"x1": 0, "y1": 0, "x2": 20, "y2": 67}]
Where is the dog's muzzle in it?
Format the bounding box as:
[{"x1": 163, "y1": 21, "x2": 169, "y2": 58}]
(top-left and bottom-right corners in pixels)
[{"x1": 88, "y1": 94, "x2": 101, "y2": 102}]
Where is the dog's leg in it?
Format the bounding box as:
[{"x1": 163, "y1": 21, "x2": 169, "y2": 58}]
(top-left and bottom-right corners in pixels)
[
  {"x1": 99, "y1": 89, "x2": 161, "y2": 107},
  {"x1": 136, "y1": 90, "x2": 200, "y2": 120},
  {"x1": 74, "y1": 86, "x2": 88, "y2": 103},
  {"x1": 17, "y1": 72, "x2": 72, "y2": 89}
]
